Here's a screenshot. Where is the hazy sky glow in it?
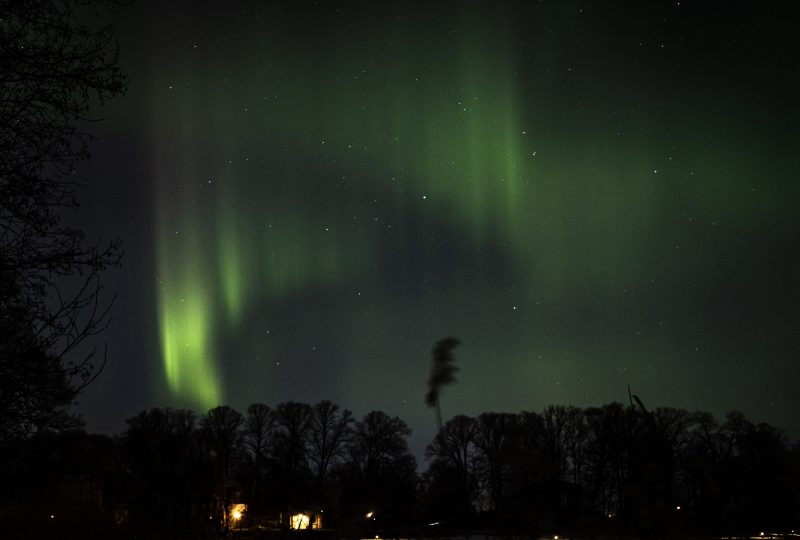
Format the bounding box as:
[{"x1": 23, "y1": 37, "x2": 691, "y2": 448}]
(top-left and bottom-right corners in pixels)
[{"x1": 76, "y1": 1, "x2": 799, "y2": 455}]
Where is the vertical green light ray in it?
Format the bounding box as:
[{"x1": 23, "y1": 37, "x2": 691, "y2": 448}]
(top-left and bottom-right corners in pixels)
[
  {"x1": 215, "y1": 170, "x2": 249, "y2": 327},
  {"x1": 152, "y1": 86, "x2": 221, "y2": 410},
  {"x1": 157, "y1": 266, "x2": 220, "y2": 406},
  {"x1": 155, "y1": 219, "x2": 222, "y2": 409},
  {"x1": 379, "y1": 8, "x2": 530, "y2": 256}
]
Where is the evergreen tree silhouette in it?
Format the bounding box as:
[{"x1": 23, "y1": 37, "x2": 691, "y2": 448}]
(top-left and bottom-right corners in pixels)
[{"x1": 425, "y1": 337, "x2": 461, "y2": 432}]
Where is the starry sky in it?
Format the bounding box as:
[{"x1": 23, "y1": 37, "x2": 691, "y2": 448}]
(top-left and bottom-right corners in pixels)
[{"x1": 74, "y1": 0, "x2": 799, "y2": 455}]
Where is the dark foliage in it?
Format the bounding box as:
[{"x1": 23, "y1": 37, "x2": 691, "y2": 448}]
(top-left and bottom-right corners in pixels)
[
  {"x1": 0, "y1": 0, "x2": 126, "y2": 440},
  {"x1": 3, "y1": 399, "x2": 798, "y2": 538},
  {"x1": 425, "y1": 337, "x2": 460, "y2": 430}
]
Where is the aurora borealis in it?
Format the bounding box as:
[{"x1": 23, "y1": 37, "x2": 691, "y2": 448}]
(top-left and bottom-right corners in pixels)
[{"x1": 75, "y1": 1, "x2": 799, "y2": 454}]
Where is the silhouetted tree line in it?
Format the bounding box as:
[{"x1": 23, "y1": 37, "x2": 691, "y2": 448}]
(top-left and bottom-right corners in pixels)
[
  {"x1": 423, "y1": 405, "x2": 800, "y2": 537},
  {"x1": 1, "y1": 400, "x2": 798, "y2": 539},
  {"x1": 0, "y1": 401, "x2": 416, "y2": 539}
]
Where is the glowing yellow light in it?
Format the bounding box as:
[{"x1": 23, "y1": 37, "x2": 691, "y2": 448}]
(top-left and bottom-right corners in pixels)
[
  {"x1": 366, "y1": 511, "x2": 374, "y2": 518},
  {"x1": 228, "y1": 503, "x2": 246, "y2": 527},
  {"x1": 50, "y1": 515, "x2": 55, "y2": 519},
  {"x1": 291, "y1": 513, "x2": 310, "y2": 530},
  {"x1": 676, "y1": 505, "x2": 681, "y2": 510}
]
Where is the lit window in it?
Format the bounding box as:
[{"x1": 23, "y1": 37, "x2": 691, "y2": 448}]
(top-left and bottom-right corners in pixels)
[{"x1": 291, "y1": 513, "x2": 310, "y2": 530}]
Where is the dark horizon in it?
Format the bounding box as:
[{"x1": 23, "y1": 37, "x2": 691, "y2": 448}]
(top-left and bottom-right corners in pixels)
[
  {"x1": 5, "y1": 397, "x2": 799, "y2": 537},
  {"x1": 73, "y1": 387, "x2": 800, "y2": 463}
]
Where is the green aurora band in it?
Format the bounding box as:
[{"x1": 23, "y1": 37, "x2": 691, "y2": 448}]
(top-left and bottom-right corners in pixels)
[{"x1": 150, "y1": 5, "x2": 795, "y2": 410}]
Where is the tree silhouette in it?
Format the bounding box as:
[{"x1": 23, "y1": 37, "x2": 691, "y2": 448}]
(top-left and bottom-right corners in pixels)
[
  {"x1": 202, "y1": 406, "x2": 244, "y2": 478},
  {"x1": 0, "y1": 281, "x2": 80, "y2": 441},
  {"x1": 242, "y1": 403, "x2": 274, "y2": 508},
  {"x1": 308, "y1": 400, "x2": 353, "y2": 494},
  {"x1": 344, "y1": 410, "x2": 417, "y2": 528},
  {"x1": 425, "y1": 337, "x2": 460, "y2": 432},
  {"x1": 122, "y1": 408, "x2": 198, "y2": 529},
  {"x1": 349, "y1": 410, "x2": 412, "y2": 481},
  {"x1": 474, "y1": 412, "x2": 519, "y2": 517},
  {"x1": 0, "y1": 0, "x2": 126, "y2": 439},
  {"x1": 200, "y1": 405, "x2": 244, "y2": 529},
  {"x1": 425, "y1": 414, "x2": 480, "y2": 518},
  {"x1": 271, "y1": 401, "x2": 312, "y2": 512}
]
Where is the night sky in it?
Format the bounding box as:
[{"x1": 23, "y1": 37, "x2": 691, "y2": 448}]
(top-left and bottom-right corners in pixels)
[{"x1": 74, "y1": 0, "x2": 799, "y2": 456}]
